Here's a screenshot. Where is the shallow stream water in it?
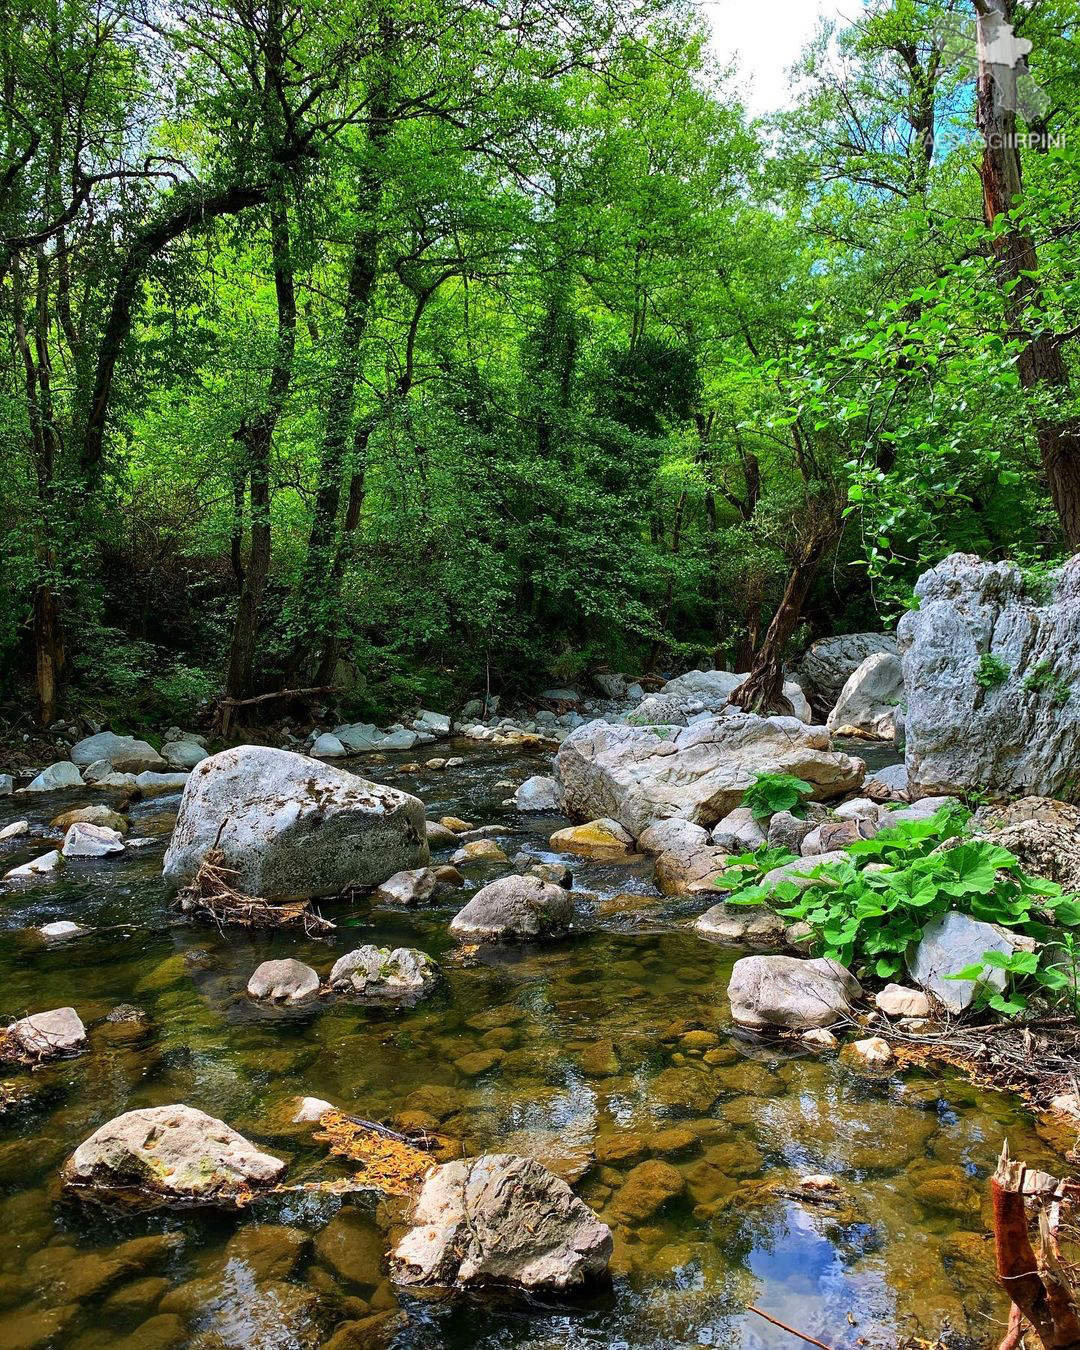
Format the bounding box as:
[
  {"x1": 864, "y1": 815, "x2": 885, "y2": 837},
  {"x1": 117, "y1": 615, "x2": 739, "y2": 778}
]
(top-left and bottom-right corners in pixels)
[{"x1": 0, "y1": 739, "x2": 1066, "y2": 1349}]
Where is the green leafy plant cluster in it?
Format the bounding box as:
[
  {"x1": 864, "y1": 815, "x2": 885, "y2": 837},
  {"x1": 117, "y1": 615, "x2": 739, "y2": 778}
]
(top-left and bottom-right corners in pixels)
[
  {"x1": 724, "y1": 808, "x2": 1080, "y2": 1015},
  {"x1": 740, "y1": 773, "x2": 814, "y2": 821},
  {"x1": 1022, "y1": 661, "x2": 1072, "y2": 707},
  {"x1": 974, "y1": 653, "x2": 1010, "y2": 690}
]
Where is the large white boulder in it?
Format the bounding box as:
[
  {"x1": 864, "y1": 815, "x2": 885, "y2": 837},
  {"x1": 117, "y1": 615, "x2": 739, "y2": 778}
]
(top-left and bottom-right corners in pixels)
[
  {"x1": 727, "y1": 955, "x2": 862, "y2": 1030},
  {"x1": 555, "y1": 715, "x2": 864, "y2": 838},
  {"x1": 798, "y1": 633, "x2": 899, "y2": 717},
  {"x1": 62, "y1": 1104, "x2": 285, "y2": 1205},
  {"x1": 899, "y1": 553, "x2": 1080, "y2": 799},
  {"x1": 391, "y1": 1154, "x2": 612, "y2": 1290},
  {"x1": 162, "y1": 746, "x2": 428, "y2": 900},
  {"x1": 449, "y1": 874, "x2": 574, "y2": 942},
  {"x1": 827, "y1": 651, "x2": 904, "y2": 741},
  {"x1": 70, "y1": 732, "x2": 165, "y2": 773}
]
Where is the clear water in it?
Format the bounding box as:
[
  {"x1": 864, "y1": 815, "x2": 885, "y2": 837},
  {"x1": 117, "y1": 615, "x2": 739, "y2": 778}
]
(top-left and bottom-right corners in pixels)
[{"x1": 0, "y1": 741, "x2": 1063, "y2": 1350}]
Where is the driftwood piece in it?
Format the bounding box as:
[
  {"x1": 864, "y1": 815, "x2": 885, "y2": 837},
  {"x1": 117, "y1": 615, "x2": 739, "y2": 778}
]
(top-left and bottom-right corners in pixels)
[
  {"x1": 174, "y1": 848, "x2": 335, "y2": 936},
  {"x1": 991, "y1": 1140, "x2": 1080, "y2": 1350}
]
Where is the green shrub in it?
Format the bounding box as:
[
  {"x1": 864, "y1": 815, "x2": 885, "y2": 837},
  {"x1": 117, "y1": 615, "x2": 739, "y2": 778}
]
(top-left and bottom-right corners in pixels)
[
  {"x1": 741, "y1": 773, "x2": 814, "y2": 821},
  {"x1": 724, "y1": 807, "x2": 1080, "y2": 1015},
  {"x1": 1023, "y1": 660, "x2": 1071, "y2": 707},
  {"x1": 974, "y1": 653, "x2": 1009, "y2": 690}
]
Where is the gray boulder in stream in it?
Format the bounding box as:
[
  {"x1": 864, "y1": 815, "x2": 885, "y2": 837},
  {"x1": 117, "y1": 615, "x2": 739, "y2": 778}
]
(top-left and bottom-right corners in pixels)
[
  {"x1": 898, "y1": 553, "x2": 1080, "y2": 799},
  {"x1": 449, "y1": 874, "x2": 573, "y2": 942},
  {"x1": 162, "y1": 746, "x2": 428, "y2": 900},
  {"x1": 727, "y1": 955, "x2": 862, "y2": 1030},
  {"x1": 555, "y1": 715, "x2": 864, "y2": 838},
  {"x1": 391, "y1": 1154, "x2": 612, "y2": 1290}
]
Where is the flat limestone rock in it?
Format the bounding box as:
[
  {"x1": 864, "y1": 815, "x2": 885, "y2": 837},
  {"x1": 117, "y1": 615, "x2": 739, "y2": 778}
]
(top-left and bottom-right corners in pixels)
[
  {"x1": 63, "y1": 1104, "x2": 285, "y2": 1206},
  {"x1": 906, "y1": 911, "x2": 1014, "y2": 1014},
  {"x1": 548, "y1": 818, "x2": 638, "y2": 861},
  {"x1": 555, "y1": 715, "x2": 864, "y2": 838},
  {"x1": 694, "y1": 903, "x2": 787, "y2": 945},
  {"x1": 391, "y1": 1154, "x2": 611, "y2": 1290},
  {"x1": 162, "y1": 746, "x2": 428, "y2": 900}
]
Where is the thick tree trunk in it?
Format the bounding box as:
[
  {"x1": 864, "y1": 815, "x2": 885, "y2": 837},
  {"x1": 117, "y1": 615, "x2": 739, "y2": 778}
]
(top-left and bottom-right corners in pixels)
[
  {"x1": 223, "y1": 190, "x2": 295, "y2": 727},
  {"x1": 730, "y1": 519, "x2": 841, "y2": 714},
  {"x1": 974, "y1": 0, "x2": 1080, "y2": 550}
]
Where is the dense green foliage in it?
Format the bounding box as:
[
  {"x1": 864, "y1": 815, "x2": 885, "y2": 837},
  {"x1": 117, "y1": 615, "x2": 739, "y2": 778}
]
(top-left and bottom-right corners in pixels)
[
  {"x1": 726, "y1": 809, "x2": 1080, "y2": 1014},
  {"x1": 741, "y1": 773, "x2": 814, "y2": 821},
  {"x1": 3, "y1": 0, "x2": 1080, "y2": 721}
]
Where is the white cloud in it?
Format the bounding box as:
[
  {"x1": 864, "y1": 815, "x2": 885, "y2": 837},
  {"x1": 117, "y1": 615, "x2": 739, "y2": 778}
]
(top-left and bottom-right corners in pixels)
[{"x1": 703, "y1": 0, "x2": 853, "y2": 113}]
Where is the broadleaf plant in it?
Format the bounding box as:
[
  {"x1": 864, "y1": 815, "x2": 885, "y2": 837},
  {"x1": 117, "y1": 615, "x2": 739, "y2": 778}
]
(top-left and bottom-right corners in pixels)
[
  {"x1": 722, "y1": 808, "x2": 1080, "y2": 1011},
  {"x1": 740, "y1": 773, "x2": 814, "y2": 821}
]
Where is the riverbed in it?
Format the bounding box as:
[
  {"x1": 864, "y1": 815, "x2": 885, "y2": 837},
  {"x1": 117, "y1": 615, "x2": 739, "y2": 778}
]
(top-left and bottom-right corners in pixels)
[{"x1": 0, "y1": 739, "x2": 1063, "y2": 1349}]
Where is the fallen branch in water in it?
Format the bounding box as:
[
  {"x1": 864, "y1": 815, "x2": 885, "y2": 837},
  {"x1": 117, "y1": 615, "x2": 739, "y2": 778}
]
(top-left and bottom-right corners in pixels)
[
  {"x1": 174, "y1": 849, "x2": 335, "y2": 936},
  {"x1": 747, "y1": 1304, "x2": 839, "y2": 1350}
]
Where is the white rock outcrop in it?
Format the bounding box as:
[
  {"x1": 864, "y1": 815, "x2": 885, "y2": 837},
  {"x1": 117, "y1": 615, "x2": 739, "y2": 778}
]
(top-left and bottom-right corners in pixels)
[
  {"x1": 899, "y1": 553, "x2": 1080, "y2": 799},
  {"x1": 555, "y1": 716, "x2": 864, "y2": 838}
]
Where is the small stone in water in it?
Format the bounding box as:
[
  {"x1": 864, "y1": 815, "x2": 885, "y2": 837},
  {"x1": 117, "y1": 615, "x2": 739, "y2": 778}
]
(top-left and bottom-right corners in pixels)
[
  {"x1": 247, "y1": 958, "x2": 321, "y2": 1003},
  {"x1": 62, "y1": 821, "x2": 126, "y2": 857},
  {"x1": 0, "y1": 819, "x2": 29, "y2": 840},
  {"x1": 38, "y1": 920, "x2": 90, "y2": 942},
  {"x1": 4, "y1": 849, "x2": 63, "y2": 879},
  {"x1": 844, "y1": 1036, "x2": 894, "y2": 1067},
  {"x1": 292, "y1": 1096, "x2": 336, "y2": 1123}
]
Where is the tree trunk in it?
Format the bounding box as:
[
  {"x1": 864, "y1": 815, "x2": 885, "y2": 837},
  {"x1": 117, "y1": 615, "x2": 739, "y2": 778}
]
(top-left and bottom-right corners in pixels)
[
  {"x1": 730, "y1": 519, "x2": 841, "y2": 714},
  {"x1": 974, "y1": 0, "x2": 1080, "y2": 550},
  {"x1": 222, "y1": 189, "x2": 295, "y2": 728}
]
